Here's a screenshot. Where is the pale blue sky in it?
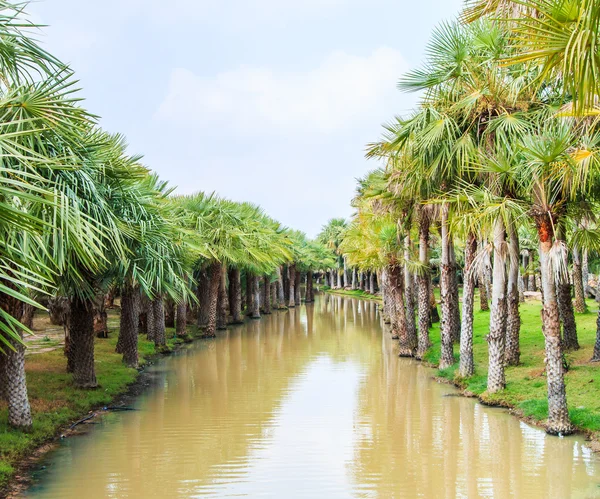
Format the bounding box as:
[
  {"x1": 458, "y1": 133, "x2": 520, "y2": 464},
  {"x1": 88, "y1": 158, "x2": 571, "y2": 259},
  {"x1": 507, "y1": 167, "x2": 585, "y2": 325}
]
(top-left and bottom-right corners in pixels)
[{"x1": 28, "y1": 0, "x2": 463, "y2": 237}]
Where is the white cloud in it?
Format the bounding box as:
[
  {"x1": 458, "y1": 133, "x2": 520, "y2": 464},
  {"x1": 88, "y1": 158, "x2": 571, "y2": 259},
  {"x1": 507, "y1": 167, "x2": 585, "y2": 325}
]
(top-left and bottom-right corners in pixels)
[{"x1": 155, "y1": 47, "x2": 407, "y2": 135}]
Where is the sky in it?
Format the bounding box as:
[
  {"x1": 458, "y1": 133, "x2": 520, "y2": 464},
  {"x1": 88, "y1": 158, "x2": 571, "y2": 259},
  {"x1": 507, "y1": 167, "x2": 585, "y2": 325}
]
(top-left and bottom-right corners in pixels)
[{"x1": 27, "y1": 0, "x2": 463, "y2": 237}]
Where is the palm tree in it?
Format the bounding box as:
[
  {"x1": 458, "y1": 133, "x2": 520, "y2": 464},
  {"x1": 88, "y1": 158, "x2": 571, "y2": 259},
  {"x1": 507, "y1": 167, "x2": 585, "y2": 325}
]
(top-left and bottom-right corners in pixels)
[{"x1": 465, "y1": 0, "x2": 600, "y2": 116}]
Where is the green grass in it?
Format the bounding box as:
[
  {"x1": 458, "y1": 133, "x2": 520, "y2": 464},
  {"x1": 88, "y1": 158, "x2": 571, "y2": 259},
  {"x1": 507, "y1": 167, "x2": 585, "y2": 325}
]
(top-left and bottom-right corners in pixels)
[
  {"x1": 0, "y1": 312, "x2": 187, "y2": 489},
  {"x1": 323, "y1": 286, "x2": 382, "y2": 301},
  {"x1": 424, "y1": 291, "x2": 600, "y2": 437}
]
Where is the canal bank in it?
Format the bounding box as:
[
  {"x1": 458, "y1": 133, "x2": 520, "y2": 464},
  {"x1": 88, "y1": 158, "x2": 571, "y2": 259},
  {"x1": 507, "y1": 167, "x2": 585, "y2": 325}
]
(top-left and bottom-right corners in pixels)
[
  {"x1": 0, "y1": 309, "x2": 196, "y2": 497},
  {"x1": 14, "y1": 295, "x2": 600, "y2": 498},
  {"x1": 325, "y1": 287, "x2": 600, "y2": 448}
]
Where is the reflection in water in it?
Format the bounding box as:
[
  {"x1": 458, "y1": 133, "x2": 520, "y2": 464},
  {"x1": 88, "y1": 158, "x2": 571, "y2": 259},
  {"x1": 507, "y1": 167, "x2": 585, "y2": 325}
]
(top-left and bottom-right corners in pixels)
[{"x1": 26, "y1": 295, "x2": 600, "y2": 498}]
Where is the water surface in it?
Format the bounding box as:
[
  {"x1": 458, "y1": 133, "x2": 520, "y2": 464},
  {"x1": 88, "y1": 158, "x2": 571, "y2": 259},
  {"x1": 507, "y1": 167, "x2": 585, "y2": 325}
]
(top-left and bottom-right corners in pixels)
[{"x1": 25, "y1": 295, "x2": 600, "y2": 498}]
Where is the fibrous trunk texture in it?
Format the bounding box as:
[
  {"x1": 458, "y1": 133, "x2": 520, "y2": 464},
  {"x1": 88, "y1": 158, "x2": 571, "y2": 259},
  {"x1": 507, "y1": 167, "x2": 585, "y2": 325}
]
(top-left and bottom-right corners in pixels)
[
  {"x1": 277, "y1": 266, "x2": 286, "y2": 309},
  {"x1": 217, "y1": 265, "x2": 229, "y2": 330},
  {"x1": 572, "y1": 247, "x2": 587, "y2": 313},
  {"x1": 118, "y1": 284, "x2": 140, "y2": 368},
  {"x1": 262, "y1": 276, "x2": 272, "y2": 314},
  {"x1": 176, "y1": 301, "x2": 188, "y2": 338},
  {"x1": 369, "y1": 271, "x2": 376, "y2": 294},
  {"x1": 351, "y1": 268, "x2": 357, "y2": 290},
  {"x1": 592, "y1": 308, "x2": 600, "y2": 361},
  {"x1": 153, "y1": 297, "x2": 167, "y2": 348},
  {"x1": 478, "y1": 242, "x2": 490, "y2": 312},
  {"x1": 439, "y1": 203, "x2": 454, "y2": 369},
  {"x1": 416, "y1": 213, "x2": 432, "y2": 359},
  {"x1": 537, "y1": 215, "x2": 573, "y2": 435},
  {"x1": 270, "y1": 282, "x2": 277, "y2": 309},
  {"x1": 404, "y1": 235, "x2": 417, "y2": 354},
  {"x1": 229, "y1": 267, "x2": 243, "y2": 323},
  {"x1": 305, "y1": 271, "x2": 314, "y2": 303},
  {"x1": 381, "y1": 268, "x2": 392, "y2": 326},
  {"x1": 0, "y1": 286, "x2": 32, "y2": 429},
  {"x1": 449, "y1": 240, "x2": 460, "y2": 344},
  {"x1": 558, "y1": 280, "x2": 579, "y2": 350},
  {"x1": 205, "y1": 262, "x2": 222, "y2": 337},
  {"x1": 459, "y1": 233, "x2": 477, "y2": 378},
  {"x1": 69, "y1": 296, "x2": 98, "y2": 389},
  {"x1": 505, "y1": 223, "x2": 521, "y2": 366},
  {"x1": 389, "y1": 264, "x2": 414, "y2": 356},
  {"x1": 145, "y1": 297, "x2": 155, "y2": 342},
  {"x1": 487, "y1": 218, "x2": 508, "y2": 393},
  {"x1": 288, "y1": 264, "x2": 296, "y2": 308},
  {"x1": 48, "y1": 296, "x2": 69, "y2": 326}
]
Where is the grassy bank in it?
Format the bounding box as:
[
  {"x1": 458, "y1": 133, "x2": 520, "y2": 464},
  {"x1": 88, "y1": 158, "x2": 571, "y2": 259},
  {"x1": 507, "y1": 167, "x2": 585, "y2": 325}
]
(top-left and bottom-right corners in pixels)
[
  {"x1": 322, "y1": 286, "x2": 382, "y2": 302},
  {"x1": 327, "y1": 286, "x2": 600, "y2": 439},
  {"x1": 0, "y1": 310, "x2": 186, "y2": 489},
  {"x1": 426, "y1": 294, "x2": 600, "y2": 439}
]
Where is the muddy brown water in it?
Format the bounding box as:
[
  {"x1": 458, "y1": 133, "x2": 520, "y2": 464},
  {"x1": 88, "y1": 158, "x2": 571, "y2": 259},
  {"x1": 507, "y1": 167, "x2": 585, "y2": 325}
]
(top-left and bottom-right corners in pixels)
[{"x1": 23, "y1": 295, "x2": 600, "y2": 498}]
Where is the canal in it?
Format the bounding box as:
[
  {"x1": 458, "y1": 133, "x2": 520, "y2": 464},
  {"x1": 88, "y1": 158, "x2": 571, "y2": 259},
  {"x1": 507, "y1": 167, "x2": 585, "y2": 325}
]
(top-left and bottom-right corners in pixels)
[{"x1": 24, "y1": 295, "x2": 600, "y2": 498}]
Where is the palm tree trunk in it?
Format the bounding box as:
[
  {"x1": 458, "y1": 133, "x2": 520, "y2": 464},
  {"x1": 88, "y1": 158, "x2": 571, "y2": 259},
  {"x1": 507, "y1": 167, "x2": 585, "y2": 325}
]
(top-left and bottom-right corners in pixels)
[
  {"x1": 505, "y1": 222, "x2": 521, "y2": 366},
  {"x1": 459, "y1": 233, "x2": 477, "y2": 378},
  {"x1": 0, "y1": 286, "x2": 33, "y2": 430},
  {"x1": 405, "y1": 235, "x2": 417, "y2": 354},
  {"x1": 487, "y1": 217, "x2": 508, "y2": 393},
  {"x1": 245, "y1": 271, "x2": 253, "y2": 315},
  {"x1": 295, "y1": 269, "x2": 302, "y2": 305},
  {"x1": 217, "y1": 265, "x2": 229, "y2": 330},
  {"x1": 3, "y1": 330, "x2": 32, "y2": 430},
  {"x1": 69, "y1": 296, "x2": 97, "y2": 388},
  {"x1": 528, "y1": 250, "x2": 536, "y2": 291},
  {"x1": 369, "y1": 271, "x2": 376, "y2": 294},
  {"x1": 479, "y1": 241, "x2": 490, "y2": 311},
  {"x1": 288, "y1": 264, "x2": 296, "y2": 308},
  {"x1": 591, "y1": 310, "x2": 600, "y2": 361},
  {"x1": 439, "y1": 203, "x2": 454, "y2": 369},
  {"x1": 119, "y1": 284, "x2": 140, "y2": 368},
  {"x1": 153, "y1": 297, "x2": 167, "y2": 348},
  {"x1": 449, "y1": 240, "x2": 460, "y2": 343},
  {"x1": 416, "y1": 214, "x2": 432, "y2": 359},
  {"x1": 305, "y1": 271, "x2": 314, "y2": 303},
  {"x1": 343, "y1": 257, "x2": 349, "y2": 289},
  {"x1": 271, "y1": 282, "x2": 277, "y2": 309},
  {"x1": 518, "y1": 269, "x2": 525, "y2": 302},
  {"x1": 277, "y1": 266, "x2": 286, "y2": 309},
  {"x1": 176, "y1": 301, "x2": 188, "y2": 339},
  {"x1": 262, "y1": 276, "x2": 272, "y2": 314},
  {"x1": 380, "y1": 267, "x2": 391, "y2": 325},
  {"x1": 558, "y1": 280, "x2": 579, "y2": 350},
  {"x1": 351, "y1": 268, "x2": 357, "y2": 290},
  {"x1": 145, "y1": 297, "x2": 155, "y2": 341},
  {"x1": 205, "y1": 262, "x2": 222, "y2": 337},
  {"x1": 251, "y1": 274, "x2": 261, "y2": 319},
  {"x1": 229, "y1": 267, "x2": 243, "y2": 323},
  {"x1": 536, "y1": 216, "x2": 573, "y2": 435},
  {"x1": 572, "y1": 247, "x2": 587, "y2": 313},
  {"x1": 197, "y1": 267, "x2": 210, "y2": 328},
  {"x1": 391, "y1": 264, "x2": 414, "y2": 356}
]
